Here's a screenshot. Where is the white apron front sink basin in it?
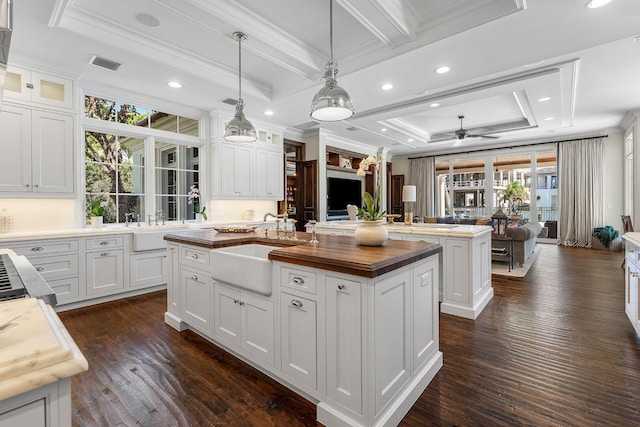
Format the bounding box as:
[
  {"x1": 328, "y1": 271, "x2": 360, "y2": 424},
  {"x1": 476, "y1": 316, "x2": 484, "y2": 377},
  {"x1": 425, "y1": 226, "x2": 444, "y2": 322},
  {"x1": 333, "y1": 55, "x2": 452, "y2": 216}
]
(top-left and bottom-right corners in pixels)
[{"x1": 210, "y1": 244, "x2": 275, "y2": 296}]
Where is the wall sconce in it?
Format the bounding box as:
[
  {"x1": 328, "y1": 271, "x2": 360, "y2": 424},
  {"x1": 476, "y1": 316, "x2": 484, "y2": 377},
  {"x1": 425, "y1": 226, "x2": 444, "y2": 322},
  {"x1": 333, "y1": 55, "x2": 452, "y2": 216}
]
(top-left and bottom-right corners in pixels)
[{"x1": 402, "y1": 185, "x2": 416, "y2": 226}]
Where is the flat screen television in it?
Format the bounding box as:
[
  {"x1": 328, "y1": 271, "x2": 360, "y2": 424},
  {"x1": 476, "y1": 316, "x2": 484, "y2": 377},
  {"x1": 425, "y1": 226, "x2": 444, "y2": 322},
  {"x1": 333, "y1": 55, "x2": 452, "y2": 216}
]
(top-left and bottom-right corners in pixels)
[{"x1": 327, "y1": 177, "x2": 362, "y2": 217}]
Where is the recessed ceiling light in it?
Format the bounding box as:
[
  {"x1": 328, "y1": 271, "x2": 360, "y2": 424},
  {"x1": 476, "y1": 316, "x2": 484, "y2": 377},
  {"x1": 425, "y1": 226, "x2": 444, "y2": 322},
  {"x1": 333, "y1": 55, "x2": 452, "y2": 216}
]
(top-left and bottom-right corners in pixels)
[
  {"x1": 136, "y1": 13, "x2": 160, "y2": 27},
  {"x1": 264, "y1": 110, "x2": 274, "y2": 116},
  {"x1": 538, "y1": 97, "x2": 551, "y2": 102},
  {"x1": 543, "y1": 117, "x2": 554, "y2": 121},
  {"x1": 167, "y1": 81, "x2": 182, "y2": 88},
  {"x1": 408, "y1": 138, "x2": 414, "y2": 142},
  {"x1": 586, "y1": 0, "x2": 612, "y2": 8},
  {"x1": 430, "y1": 102, "x2": 440, "y2": 108},
  {"x1": 435, "y1": 66, "x2": 451, "y2": 74},
  {"x1": 381, "y1": 128, "x2": 388, "y2": 132},
  {"x1": 380, "y1": 83, "x2": 394, "y2": 91}
]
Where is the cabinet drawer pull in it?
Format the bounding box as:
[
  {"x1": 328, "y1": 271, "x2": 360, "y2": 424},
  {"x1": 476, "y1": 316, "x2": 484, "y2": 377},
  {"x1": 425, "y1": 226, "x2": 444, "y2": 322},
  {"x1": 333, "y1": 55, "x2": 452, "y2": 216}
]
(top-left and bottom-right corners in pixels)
[
  {"x1": 35, "y1": 266, "x2": 44, "y2": 272},
  {"x1": 26, "y1": 82, "x2": 34, "y2": 89},
  {"x1": 238, "y1": 301, "x2": 245, "y2": 306},
  {"x1": 191, "y1": 275, "x2": 198, "y2": 280},
  {"x1": 338, "y1": 284, "x2": 345, "y2": 290},
  {"x1": 292, "y1": 277, "x2": 305, "y2": 285},
  {"x1": 233, "y1": 299, "x2": 239, "y2": 304},
  {"x1": 191, "y1": 254, "x2": 199, "y2": 259},
  {"x1": 100, "y1": 252, "x2": 109, "y2": 257},
  {"x1": 31, "y1": 247, "x2": 44, "y2": 252},
  {"x1": 100, "y1": 241, "x2": 109, "y2": 245},
  {"x1": 290, "y1": 299, "x2": 303, "y2": 308}
]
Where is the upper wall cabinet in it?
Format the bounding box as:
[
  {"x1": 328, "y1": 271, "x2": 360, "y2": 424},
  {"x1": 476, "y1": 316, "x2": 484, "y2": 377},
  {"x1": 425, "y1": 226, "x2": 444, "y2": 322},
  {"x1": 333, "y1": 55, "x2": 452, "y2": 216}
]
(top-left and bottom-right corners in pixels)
[
  {"x1": 0, "y1": 105, "x2": 74, "y2": 194},
  {"x1": 4, "y1": 66, "x2": 74, "y2": 110},
  {"x1": 210, "y1": 112, "x2": 284, "y2": 200}
]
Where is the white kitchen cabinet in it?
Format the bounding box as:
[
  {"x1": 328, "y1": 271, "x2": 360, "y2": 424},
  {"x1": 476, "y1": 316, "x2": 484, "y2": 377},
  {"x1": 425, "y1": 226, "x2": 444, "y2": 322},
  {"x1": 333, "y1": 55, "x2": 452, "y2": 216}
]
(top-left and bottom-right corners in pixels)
[
  {"x1": 255, "y1": 148, "x2": 283, "y2": 200},
  {"x1": 256, "y1": 125, "x2": 283, "y2": 149},
  {"x1": 166, "y1": 244, "x2": 180, "y2": 317},
  {"x1": 404, "y1": 234, "x2": 441, "y2": 245},
  {"x1": 4, "y1": 66, "x2": 73, "y2": 109},
  {"x1": 6, "y1": 238, "x2": 81, "y2": 305},
  {"x1": 0, "y1": 105, "x2": 74, "y2": 194},
  {"x1": 181, "y1": 264, "x2": 212, "y2": 335},
  {"x1": 325, "y1": 275, "x2": 363, "y2": 414},
  {"x1": 280, "y1": 292, "x2": 317, "y2": 390},
  {"x1": 214, "y1": 283, "x2": 275, "y2": 366},
  {"x1": 0, "y1": 378, "x2": 72, "y2": 427},
  {"x1": 624, "y1": 244, "x2": 640, "y2": 335},
  {"x1": 412, "y1": 256, "x2": 439, "y2": 373},
  {"x1": 130, "y1": 251, "x2": 168, "y2": 288},
  {"x1": 213, "y1": 142, "x2": 254, "y2": 198},
  {"x1": 85, "y1": 249, "x2": 125, "y2": 296}
]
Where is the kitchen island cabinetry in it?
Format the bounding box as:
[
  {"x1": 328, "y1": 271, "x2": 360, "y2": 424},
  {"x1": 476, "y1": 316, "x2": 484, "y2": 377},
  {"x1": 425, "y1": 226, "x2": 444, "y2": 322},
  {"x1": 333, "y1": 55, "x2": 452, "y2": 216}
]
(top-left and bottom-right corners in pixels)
[
  {"x1": 310, "y1": 221, "x2": 492, "y2": 319},
  {"x1": 622, "y1": 233, "x2": 640, "y2": 335},
  {"x1": 164, "y1": 230, "x2": 442, "y2": 426},
  {"x1": 181, "y1": 264, "x2": 212, "y2": 335}
]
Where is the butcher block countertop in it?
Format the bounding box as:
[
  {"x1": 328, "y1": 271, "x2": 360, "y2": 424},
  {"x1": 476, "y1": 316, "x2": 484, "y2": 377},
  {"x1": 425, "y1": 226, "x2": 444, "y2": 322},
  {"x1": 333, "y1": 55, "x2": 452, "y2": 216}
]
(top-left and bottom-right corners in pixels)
[
  {"x1": 164, "y1": 229, "x2": 442, "y2": 278},
  {"x1": 0, "y1": 298, "x2": 88, "y2": 400}
]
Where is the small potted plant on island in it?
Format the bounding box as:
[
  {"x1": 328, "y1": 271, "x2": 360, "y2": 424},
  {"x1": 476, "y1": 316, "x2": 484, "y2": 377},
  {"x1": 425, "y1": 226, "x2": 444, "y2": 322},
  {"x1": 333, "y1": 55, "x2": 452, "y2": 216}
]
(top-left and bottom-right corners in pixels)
[{"x1": 354, "y1": 155, "x2": 388, "y2": 246}]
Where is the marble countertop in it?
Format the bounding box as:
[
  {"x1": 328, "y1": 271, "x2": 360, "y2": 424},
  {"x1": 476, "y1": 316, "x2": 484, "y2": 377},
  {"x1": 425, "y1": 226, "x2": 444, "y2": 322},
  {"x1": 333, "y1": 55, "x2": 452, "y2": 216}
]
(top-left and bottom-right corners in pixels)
[
  {"x1": 311, "y1": 220, "x2": 493, "y2": 238},
  {"x1": 622, "y1": 232, "x2": 640, "y2": 247},
  {"x1": 0, "y1": 298, "x2": 88, "y2": 400},
  {"x1": 0, "y1": 219, "x2": 274, "y2": 243}
]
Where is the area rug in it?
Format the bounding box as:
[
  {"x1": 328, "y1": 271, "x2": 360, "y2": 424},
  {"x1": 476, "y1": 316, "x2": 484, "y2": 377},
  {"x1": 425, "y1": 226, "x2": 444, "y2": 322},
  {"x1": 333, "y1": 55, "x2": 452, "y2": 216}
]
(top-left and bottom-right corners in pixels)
[{"x1": 492, "y1": 246, "x2": 542, "y2": 278}]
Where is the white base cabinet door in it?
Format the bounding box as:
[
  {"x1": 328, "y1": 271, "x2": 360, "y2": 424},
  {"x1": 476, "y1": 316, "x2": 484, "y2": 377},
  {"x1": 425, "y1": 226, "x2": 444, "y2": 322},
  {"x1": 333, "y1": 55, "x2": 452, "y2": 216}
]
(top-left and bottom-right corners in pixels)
[
  {"x1": 214, "y1": 283, "x2": 275, "y2": 366},
  {"x1": 412, "y1": 257, "x2": 439, "y2": 372},
  {"x1": 280, "y1": 292, "x2": 317, "y2": 390},
  {"x1": 130, "y1": 251, "x2": 168, "y2": 288},
  {"x1": 85, "y1": 250, "x2": 124, "y2": 296},
  {"x1": 325, "y1": 276, "x2": 362, "y2": 414},
  {"x1": 181, "y1": 265, "x2": 212, "y2": 335}
]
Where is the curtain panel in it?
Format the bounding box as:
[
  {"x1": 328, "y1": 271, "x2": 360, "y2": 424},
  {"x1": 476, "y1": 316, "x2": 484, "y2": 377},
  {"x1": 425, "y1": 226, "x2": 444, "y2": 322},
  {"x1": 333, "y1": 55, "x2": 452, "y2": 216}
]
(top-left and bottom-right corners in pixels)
[
  {"x1": 558, "y1": 138, "x2": 604, "y2": 247},
  {"x1": 409, "y1": 157, "x2": 436, "y2": 217}
]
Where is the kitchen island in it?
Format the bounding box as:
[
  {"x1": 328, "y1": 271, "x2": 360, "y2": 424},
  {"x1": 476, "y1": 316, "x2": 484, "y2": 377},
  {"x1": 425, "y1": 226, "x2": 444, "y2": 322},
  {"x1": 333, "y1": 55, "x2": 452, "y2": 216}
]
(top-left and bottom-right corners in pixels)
[
  {"x1": 164, "y1": 230, "x2": 442, "y2": 427},
  {"x1": 308, "y1": 220, "x2": 493, "y2": 319}
]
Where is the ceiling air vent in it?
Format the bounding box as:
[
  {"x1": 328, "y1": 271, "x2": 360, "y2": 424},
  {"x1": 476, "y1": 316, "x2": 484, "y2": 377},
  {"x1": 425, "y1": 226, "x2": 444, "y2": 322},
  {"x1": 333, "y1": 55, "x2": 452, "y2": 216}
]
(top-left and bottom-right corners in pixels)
[
  {"x1": 221, "y1": 97, "x2": 238, "y2": 106},
  {"x1": 89, "y1": 55, "x2": 121, "y2": 71}
]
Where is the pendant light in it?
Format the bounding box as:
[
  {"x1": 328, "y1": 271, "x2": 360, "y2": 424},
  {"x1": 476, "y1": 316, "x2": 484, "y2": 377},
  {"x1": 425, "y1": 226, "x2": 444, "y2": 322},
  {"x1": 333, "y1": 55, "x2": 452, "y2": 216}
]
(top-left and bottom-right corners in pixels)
[
  {"x1": 310, "y1": 0, "x2": 354, "y2": 121},
  {"x1": 224, "y1": 31, "x2": 257, "y2": 142}
]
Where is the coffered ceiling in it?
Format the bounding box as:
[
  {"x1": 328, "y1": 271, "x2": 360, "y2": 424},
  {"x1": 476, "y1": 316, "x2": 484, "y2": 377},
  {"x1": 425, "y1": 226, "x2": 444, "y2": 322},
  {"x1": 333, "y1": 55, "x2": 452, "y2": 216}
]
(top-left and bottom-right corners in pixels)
[{"x1": 10, "y1": 0, "x2": 640, "y2": 155}]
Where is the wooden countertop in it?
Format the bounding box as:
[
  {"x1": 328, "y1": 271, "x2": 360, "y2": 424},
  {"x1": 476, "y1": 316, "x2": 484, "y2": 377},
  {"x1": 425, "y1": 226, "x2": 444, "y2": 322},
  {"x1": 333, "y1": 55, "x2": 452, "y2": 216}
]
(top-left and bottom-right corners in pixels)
[{"x1": 165, "y1": 230, "x2": 442, "y2": 278}]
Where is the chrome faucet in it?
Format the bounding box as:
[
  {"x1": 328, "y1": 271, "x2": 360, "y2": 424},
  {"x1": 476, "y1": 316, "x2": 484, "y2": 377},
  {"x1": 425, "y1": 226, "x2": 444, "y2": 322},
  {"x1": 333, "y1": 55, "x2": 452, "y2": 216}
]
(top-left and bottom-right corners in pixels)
[
  {"x1": 124, "y1": 213, "x2": 135, "y2": 227},
  {"x1": 157, "y1": 210, "x2": 165, "y2": 226},
  {"x1": 263, "y1": 211, "x2": 288, "y2": 239},
  {"x1": 307, "y1": 220, "x2": 318, "y2": 245}
]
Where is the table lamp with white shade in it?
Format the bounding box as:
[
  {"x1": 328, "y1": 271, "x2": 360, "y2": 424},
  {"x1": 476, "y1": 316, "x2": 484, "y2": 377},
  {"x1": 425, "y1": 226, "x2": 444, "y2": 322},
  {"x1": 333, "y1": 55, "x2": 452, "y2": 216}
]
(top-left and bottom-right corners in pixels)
[{"x1": 402, "y1": 185, "x2": 416, "y2": 225}]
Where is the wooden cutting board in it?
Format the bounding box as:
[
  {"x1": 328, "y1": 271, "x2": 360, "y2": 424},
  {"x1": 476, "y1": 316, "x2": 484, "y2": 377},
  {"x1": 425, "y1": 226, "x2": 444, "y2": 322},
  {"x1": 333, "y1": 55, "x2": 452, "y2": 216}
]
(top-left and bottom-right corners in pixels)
[{"x1": 0, "y1": 298, "x2": 73, "y2": 381}]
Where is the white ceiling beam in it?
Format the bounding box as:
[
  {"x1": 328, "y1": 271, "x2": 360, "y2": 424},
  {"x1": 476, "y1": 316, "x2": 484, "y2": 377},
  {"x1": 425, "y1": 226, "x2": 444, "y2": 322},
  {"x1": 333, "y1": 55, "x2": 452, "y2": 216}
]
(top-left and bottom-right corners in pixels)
[
  {"x1": 337, "y1": 0, "x2": 418, "y2": 48},
  {"x1": 181, "y1": 0, "x2": 327, "y2": 80}
]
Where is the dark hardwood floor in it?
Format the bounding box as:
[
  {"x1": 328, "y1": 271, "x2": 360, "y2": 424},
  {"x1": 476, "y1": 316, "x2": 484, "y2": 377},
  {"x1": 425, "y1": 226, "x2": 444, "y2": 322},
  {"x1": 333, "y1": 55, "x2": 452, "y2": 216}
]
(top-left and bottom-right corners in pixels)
[{"x1": 59, "y1": 244, "x2": 640, "y2": 426}]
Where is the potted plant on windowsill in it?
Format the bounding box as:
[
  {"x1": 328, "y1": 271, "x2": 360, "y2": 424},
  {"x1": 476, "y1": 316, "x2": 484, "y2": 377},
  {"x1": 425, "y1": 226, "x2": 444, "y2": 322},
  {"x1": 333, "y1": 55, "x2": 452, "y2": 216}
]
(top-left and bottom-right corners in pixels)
[
  {"x1": 188, "y1": 185, "x2": 207, "y2": 222},
  {"x1": 354, "y1": 154, "x2": 388, "y2": 246},
  {"x1": 90, "y1": 199, "x2": 106, "y2": 228}
]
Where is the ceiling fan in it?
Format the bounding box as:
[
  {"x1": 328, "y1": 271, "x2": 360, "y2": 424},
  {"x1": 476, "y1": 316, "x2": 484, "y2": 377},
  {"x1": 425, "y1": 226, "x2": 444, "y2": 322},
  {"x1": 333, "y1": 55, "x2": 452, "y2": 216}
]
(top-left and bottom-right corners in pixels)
[{"x1": 454, "y1": 115, "x2": 499, "y2": 140}]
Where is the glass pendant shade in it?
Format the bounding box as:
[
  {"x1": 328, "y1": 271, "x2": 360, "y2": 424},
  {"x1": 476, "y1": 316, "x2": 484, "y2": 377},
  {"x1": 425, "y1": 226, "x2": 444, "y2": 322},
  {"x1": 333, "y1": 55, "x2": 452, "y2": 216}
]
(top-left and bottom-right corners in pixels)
[
  {"x1": 224, "y1": 100, "x2": 256, "y2": 142},
  {"x1": 224, "y1": 32, "x2": 256, "y2": 142},
  {"x1": 310, "y1": 0, "x2": 354, "y2": 122}
]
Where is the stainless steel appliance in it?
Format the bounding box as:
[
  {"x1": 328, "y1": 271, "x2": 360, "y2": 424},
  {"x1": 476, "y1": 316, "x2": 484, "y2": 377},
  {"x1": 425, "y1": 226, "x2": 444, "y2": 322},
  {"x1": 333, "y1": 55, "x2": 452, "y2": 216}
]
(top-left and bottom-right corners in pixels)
[{"x1": 0, "y1": 253, "x2": 57, "y2": 306}]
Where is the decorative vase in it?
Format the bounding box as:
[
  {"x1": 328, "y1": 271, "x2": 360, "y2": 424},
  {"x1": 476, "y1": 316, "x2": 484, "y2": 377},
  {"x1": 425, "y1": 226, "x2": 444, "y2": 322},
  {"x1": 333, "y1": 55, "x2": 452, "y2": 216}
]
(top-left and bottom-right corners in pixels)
[
  {"x1": 91, "y1": 216, "x2": 103, "y2": 228},
  {"x1": 354, "y1": 220, "x2": 388, "y2": 246},
  {"x1": 0, "y1": 209, "x2": 13, "y2": 233},
  {"x1": 196, "y1": 213, "x2": 204, "y2": 223}
]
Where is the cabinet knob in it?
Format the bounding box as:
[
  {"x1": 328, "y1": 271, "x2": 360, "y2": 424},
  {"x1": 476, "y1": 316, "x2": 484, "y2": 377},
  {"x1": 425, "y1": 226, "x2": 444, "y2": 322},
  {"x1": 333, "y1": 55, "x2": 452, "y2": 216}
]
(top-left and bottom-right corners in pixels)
[
  {"x1": 191, "y1": 275, "x2": 198, "y2": 280},
  {"x1": 338, "y1": 284, "x2": 345, "y2": 290},
  {"x1": 100, "y1": 241, "x2": 109, "y2": 245},
  {"x1": 36, "y1": 266, "x2": 44, "y2": 272},
  {"x1": 25, "y1": 184, "x2": 30, "y2": 187},
  {"x1": 292, "y1": 277, "x2": 305, "y2": 285},
  {"x1": 31, "y1": 247, "x2": 44, "y2": 251},
  {"x1": 34, "y1": 184, "x2": 39, "y2": 188},
  {"x1": 290, "y1": 299, "x2": 303, "y2": 308},
  {"x1": 238, "y1": 301, "x2": 245, "y2": 306},
  {"x1": 191, "y1": 254, "x2": 199, "y2": 259},
  {"x1": 100, "y1": 252, "x2": 109, "y2": 256}
]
